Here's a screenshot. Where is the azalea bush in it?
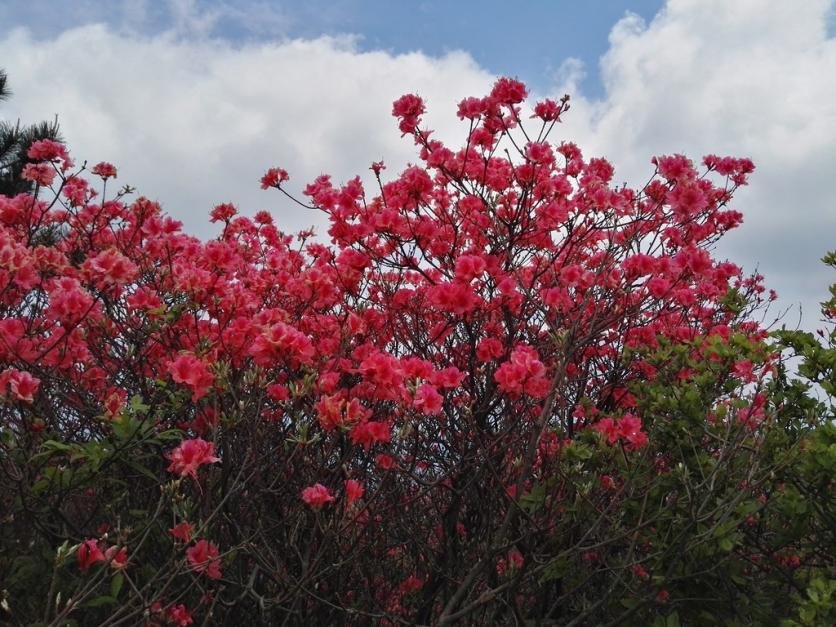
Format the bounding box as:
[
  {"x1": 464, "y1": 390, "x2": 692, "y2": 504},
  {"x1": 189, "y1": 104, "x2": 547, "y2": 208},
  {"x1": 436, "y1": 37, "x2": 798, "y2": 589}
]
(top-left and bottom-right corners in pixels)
[{"x1": 0, "y1": 77, "x2": 832, "y2": 625}]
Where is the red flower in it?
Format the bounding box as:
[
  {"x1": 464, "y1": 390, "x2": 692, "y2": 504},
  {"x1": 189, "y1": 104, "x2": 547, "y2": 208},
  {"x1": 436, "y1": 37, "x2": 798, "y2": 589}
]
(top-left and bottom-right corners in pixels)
[
  {"x1": 494, "y1": 345, "x2": 550, "y2": 399},
  {"x1": 618, "y1": 414, "x2": 648, "y2": 450},
  {"x1": 349, "y1": 420, "x2": 391, "y2": 451},
  {"x1": 490, "y1": 77, "x2": 527, "y2": 105},
  {"x1": 454, "y1": 254, "x2": 487, "y2": 282},
  {"x1": 166, "y1": 438, "x2": 220, "y2": 481},
  {"x1": 168, "y1": 603, "x2": 194, "y2": 626},
  {"x1": 104, "y1": 546, "x2": 129, "y2": 569},
  {"x1": 0, "y1": 368, "x2": 40, "y2": 403},
  {"x1": 169, "y1": 521, "x2": 193, "y2": 543},
  {"x1": 77, "y1": 538, "x2": 105, "y2": 572},
  {"x1": 632, "y1": 564, "x2": 650, "y2": 580},
  {"x1": 391, "y1": 93, "x2": 425, "y2": 134},
  {"x1": 260, "y1": 167, "x2": 289, "y2": 189},
  {"x1": 594, "y1": 418, "x2": 620, "y2": 445},
  {"x1": 26, "y1": 138, "x2": 73, "y2": 170},
  {"x1": 91, "y1": 161, "x2": 117, "y2": 179},
  {"x1": 532, "y1": 98, "x2": 563, "y2": 121},
  {"x1": 186, "y1": 539, "x2": 222, "y2": 580},
  {"x1": 210, "y1": 202, "x2": 237, "y2": 222},
  {"x1": 249, "y1": 322, "x2": 315, "y2": 367},
  {"x1": 427, "y1": 281, "x2": 482, "y2": 316},
  {"x1": 21, "y1": 162, "x2": 56, "y2": 186},
  {"x1": 345, "y1": 479, "x2": 364, "y2": 504},
  {"x1": 600, "y1": 474, "x2": 616, "y2": 491},
  {"x1": 375, "y1": 453, "x2": 395, "y2": 470},
  {"x1": 301, "y1": 483, "x2": 335, "y2": 509},
  {"x1": 167, "y1": 354, "x2": 214, "y2": 401},
  {"x1": 413, "y1": 384, "x2": 443, "y2": 415},
  {"x1": 457, "y1": 96, "x2": 486, "y2": 120},
  {"x1": 83, "y1": 248, "x2": 138, "y2": 285}
]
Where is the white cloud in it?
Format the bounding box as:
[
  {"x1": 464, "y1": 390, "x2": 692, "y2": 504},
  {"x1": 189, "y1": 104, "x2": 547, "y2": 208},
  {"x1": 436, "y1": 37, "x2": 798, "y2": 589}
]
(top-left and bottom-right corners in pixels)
[
  {"x1": 0, "y1": 25, "x2": 493, "y2": 238},
  {"x1": 553, "y1": 0, "x2": 836, "y2": 330},
  {"x1": 1, "y1": 0, "x2": 833, "y2": 329}
]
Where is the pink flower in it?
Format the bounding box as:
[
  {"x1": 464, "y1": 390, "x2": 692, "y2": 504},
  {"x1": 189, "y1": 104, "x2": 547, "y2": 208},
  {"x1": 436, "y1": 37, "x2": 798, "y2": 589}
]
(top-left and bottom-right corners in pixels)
[
  {"x1": 166, "y1": 438, "x2": 220, "y2": 481},
  {"x1": 77, "y1": 538, "x2": 105, "y2": 572},
  {"x1": 375, "y1": 453, "x2": 395, "y2": 470},
  {"x1": 0, "y1": 368, "x2": 40, "y2": 403},
  {"x1": 249, "y1": 322, "x2": 315, "y2": 367},
  {"x1": 260, "y1": 167, "x2": 289, "y2": 189},
  {"x1": 186, "y1": 539, "x2": 222, "y2": 580},
  {"x1": 83, "y1": 248, "x2": 138, "y2": 285},
  {"x1": 618, "y1": 413, "x2": 648, "y2": 450},
  {"x1": 27, "y1": 138, "x2": 73, "y2": 170},
  {"x1": 622, "y1": 253, "x2": 656, "y2": 279},
  {"x1": 653, "y1": 154, "x2": 694, "y2": 183},
  {"x1": 457, "y1": 96, "x2": 486, "y2": 120},
  {"x1": 301, "y1": 483, "x2": 335, "y2": 509},
  {"x1": 168, "y1": 604, "x2": 194, "y2": 626},
  {"x1": 490, "y1": 77, "x2": 527, "y2": 105},
  {"x1": 496, "y1": 548, "x2": 525, "y2": 576},
  {"x1": 476, "y1": 338, "x2": 504, "y2": 362},
  {"x1": 532, "y1": 98, "x2": 563, "y2": 121},
  {"x1": 169, "y1": 521, "x2": 193, "y2": 543},
  {"x1": 392, "y1": 93, "x2": 425, "y2": 118},
  {"x1": 594, "y1": 418, "x2": 620, "y2": 445},
  {"x1": 454, "y1": 254, "x2": 487, "y2": 282},
  {"x1": 104, "y1": 546, "x2": 129, "y2": 569},
  {"x1": 47, "y1": 277, "x2": 95, "y2": 322},
  {"x1": 732, "y1": 359, "x2": 756, "y2": 383},
  {"x1": 430, "y1": 366, "x2": 465, "y2": 389},
  {"x1": 21, "y1": 162, "x2": 56, "y2": 186},
  {"x1": 594, "y1": 414, "x2": 648, "y2": 450},
  {"x1": 349, "y1": 420, "x2": 391, "y2": 451},
  {"x1": 61, "y1": 175, "x2": 89, "y2": 205},
  {"x1": 210, "y1": 202, "x2": 237, "y2": 222},
  {"x1": 391, "y1": 93, "x2": 425, "y2": 134},
  {"x1": 494, "y1": 345, "x2": 550, "y2": 399},
  {"x1": 413, "y1": 383, "x2": 443, "y2": 415},
  {"x1": 359, "y1": 350, "x2": 404, "y2": 391},
  {"x1": 167, "y1": 354, "x2": 214, "y2": 401},
  {"x1": 91, "y1": 162, "x2": 117, "y2": 179},
  {"x1": 427, "y1": 281, "x2": 481, "y2": 316},
  {"x1": 345, "y1": 479, "x2": 364, "y2": 504}
]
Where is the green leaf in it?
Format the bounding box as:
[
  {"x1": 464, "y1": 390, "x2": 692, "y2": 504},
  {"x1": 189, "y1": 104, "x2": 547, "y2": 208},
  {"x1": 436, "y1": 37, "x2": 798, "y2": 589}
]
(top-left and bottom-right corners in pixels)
[
  {"x1": 540, "y1": 556, "x2": 569, "y2": 582},
  {"x1": 83, "y1": 595, "x2": 116, "y2": 608},
  {"x1": 110, "y1": 573, "x2": 123, "y2": 598},
  {"x1": 41, "y1": 439, "x2": 74, "y2": 451}
]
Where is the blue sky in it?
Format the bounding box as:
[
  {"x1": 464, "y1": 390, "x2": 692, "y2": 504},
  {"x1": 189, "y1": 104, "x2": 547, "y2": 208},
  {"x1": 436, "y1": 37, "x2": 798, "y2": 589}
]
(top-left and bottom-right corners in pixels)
[
  {"x1": 233, "y1": 0, "x2": 665, "y2": 97},
  {"x1": 1, "y1": 0, "x2": 664, "y2": 96}
]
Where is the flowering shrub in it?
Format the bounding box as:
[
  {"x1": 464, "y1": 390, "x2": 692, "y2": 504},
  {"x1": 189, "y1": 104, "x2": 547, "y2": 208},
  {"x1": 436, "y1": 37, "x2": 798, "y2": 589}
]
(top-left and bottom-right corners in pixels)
[{"x1": 0, "y1": 80, "x2": 832, "y2": 625}]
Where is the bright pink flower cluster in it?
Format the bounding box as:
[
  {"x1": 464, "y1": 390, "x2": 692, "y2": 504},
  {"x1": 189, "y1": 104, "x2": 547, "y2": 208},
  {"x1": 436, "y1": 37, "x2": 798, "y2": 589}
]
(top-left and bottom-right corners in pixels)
[
  {"x1": 167, "y1": 354, "x2": 214, "y2": 401},
  {"x1": 186, "y1": 539, "x2": 222, "y2": 579},
  {"x1": 301, "y1": 483, "x2": 335, "y2": 509},
  {"x1": 0, "y1": 74, "x2": 776, "y2": 624},
  {"x1": 494, "y1": 345, "x2": 550, "y2": 399},
  {"x1": 594, "y1": 413, "x2": 648, "y2": 450},
  {"x1": 0, "y1": 368, "x2": 39, "y2": 402},
  {"x1": 91, "y1": 161, "x2": 117, "y2": 179},
  {"x1": 166, "y1": 438, "x2": 220, "y2": 480}
]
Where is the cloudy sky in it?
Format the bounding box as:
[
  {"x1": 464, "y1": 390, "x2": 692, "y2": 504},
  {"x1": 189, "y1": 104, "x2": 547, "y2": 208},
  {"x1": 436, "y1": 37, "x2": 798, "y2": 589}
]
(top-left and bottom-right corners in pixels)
[{"x1": 1, "y1": 0, "x2": 834, "y2": 330}]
